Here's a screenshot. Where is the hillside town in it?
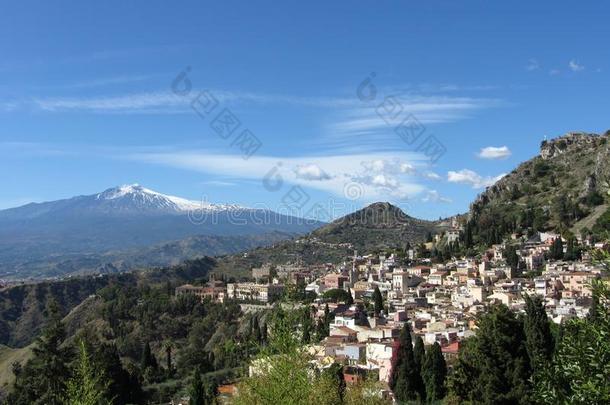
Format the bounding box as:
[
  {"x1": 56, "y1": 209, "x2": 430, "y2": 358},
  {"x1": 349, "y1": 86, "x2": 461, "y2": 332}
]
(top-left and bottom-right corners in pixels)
[{"x1": 175, "y1": 220, "x2": 609, "y2": 399}]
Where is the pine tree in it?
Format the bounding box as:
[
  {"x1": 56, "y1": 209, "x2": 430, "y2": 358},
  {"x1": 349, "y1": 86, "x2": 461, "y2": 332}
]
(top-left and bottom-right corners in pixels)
[
  {"x1": 65, "y1": 341, "x2": 110, "y2": 405},
  {"x1": 390, "y1": 322, "x2": 424, "y2": 402},
  {"x1": 413, "y1": 336, "x2": 425, "y2": 373},
  {"x1": 372, "y1": 287, "x2": 384, "y2": 317},
  {"x1": 91, "y1": 342, "x2": 143, "y2": 405},
  {"x1": 422, "y1": 342, "x2": 447, "y2": 402},
  {"x1": 9, "y1": 300, "x2": 72, "y2": 405}
]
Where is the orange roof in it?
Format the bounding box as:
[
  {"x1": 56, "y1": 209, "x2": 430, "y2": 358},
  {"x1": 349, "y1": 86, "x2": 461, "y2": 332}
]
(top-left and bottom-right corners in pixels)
[
  {"x1": 441, "y1": 341, "x2": 460, "y2": 354},
  {"x1": 218, "y1": 384, "x2": 237, "y2": 395}
]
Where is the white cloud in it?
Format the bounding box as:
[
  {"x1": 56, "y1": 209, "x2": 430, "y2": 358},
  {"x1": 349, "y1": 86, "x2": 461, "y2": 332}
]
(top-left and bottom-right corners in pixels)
[
  {"x1": 526, "y1": 59, "x2": 540, "y2": 71},
  {"x1": 477, "y1": 146, "x2": 511, "y2": 159},
  {"x1": 421, "y1": 190, "x2": 452, "y2": 204},
  {"x1": 34, "y1": 91, "x2": 186, "y2": 113},
  {"x1": 399, "y1": 163, "x2": 416, "y2": 174},
  {"x1": 422, "y1": 171, "x2": 442, "y2": 180},
  {"x1": 549, "y1": 69, "x2": 561, "y2": 76},
  {"x1": 126, "y1": 150, "x2": 427, "y2": 201},
  {"x1": 569, "y1": 59, "x2": 585, "y2": 72},
  {"x1": 447, "y1": 169, "x2": 506, "y2": 189},
  {"x1": 329, "y1": 96, "x2": 502, "y2": 137},
  {"x1": 22, "y1": 89, "x2": 358, "y2": 114},
  {"x1": 371, "y1": 174, "x2": 399, "y2": 188},
  {"x1": 294, "y1": 164, "x2": 332, "y2": 181}
]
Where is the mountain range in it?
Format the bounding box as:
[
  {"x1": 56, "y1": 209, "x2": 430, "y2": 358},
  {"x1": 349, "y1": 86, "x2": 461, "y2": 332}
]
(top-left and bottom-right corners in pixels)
[
  {"x1": 2, "y1": 132, "x2": 609, "y2": 280},
  {"x1": 0, "y1": 184, "x2": 322, "y2": 279}
]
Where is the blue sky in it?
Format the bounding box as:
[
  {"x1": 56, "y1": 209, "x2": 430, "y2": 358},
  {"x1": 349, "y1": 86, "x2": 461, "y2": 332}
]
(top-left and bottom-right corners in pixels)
[{"x1": 1, "y1": 1, "x2": 609, "y2": 220}]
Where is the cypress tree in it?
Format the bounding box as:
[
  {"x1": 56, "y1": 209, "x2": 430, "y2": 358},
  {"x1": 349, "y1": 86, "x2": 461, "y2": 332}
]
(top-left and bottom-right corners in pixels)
[
  {"x1": 413, "y1": 336, "x2": 425, "y2": 373},
  {"x1": 523, "y1": 294, "x2": 553, "y2": 370},
  {"x1": 252, "y1": 316, "x2": 262, "y2": 342},
  {"x1": 390, "y1": 322, "x2": 424, "y2": 402},
  {"x1": 189, "y1": 370, "x2": 205, "y2": 405},
  {"x1": 372, "y1": 287, "x2": 384, "y2": 317},
  {"x1": 550, "y1": 238, "x2": 564, "y2": 260},
  {"x1": 422, "y1": 342, "x2": 447, "y2": 402},
  {"x1": 141, "y1": 342, "x2": 157, "y2": 371},
  {"x1": 346, "y1": 287, "x2": 354, "y2": 306},
  {"x1": 301, "y1": 311, "x2": 312, "y2": 344}
]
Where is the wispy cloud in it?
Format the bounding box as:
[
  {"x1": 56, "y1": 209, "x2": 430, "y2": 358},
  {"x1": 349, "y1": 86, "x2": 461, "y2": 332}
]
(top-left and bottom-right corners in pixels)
[
  {"x1": 526, "y1": 59, "x2": 540, "y2": 71},
  {"x1": 447, "y1": 169, "x2": 505, "y2": 189},
  {"x1": 125, "y1": 149, "x2": 430, "y2": 201},
  {"x1": 477, "y1": 146, "x2": 511, "y2": 159},
  {"x1": 201, "y1": 180, "x2": 237, "y2": 187},
  {"x1": 330, "y1": 95, "x2": 501, "y2": 134},
  {"x1": 46, "y1": 74, "x2": 159, "y2": 90},
  {"x1": 569, "y1": 59, "x2": 585, "y2": 72},
  {"x1": 33, "y1": 91, "x2": 186, "y2": 113},
  {"x1": 15, "y1": 88, "x2": 359, "y2": 114},
  {"x1": 317, "y1": 94, "x2": 502, "y2": 152}
]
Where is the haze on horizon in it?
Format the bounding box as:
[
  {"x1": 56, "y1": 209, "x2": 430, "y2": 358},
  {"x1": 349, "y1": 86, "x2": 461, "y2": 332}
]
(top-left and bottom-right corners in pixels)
[{"x1": 1, "y1": 1, "x2": 610, "y2": 220}]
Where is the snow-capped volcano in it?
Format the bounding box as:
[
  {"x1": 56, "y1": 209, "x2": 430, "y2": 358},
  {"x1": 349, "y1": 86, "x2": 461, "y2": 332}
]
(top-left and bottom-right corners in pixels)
[
  {"x1": 94, "y1": 184, "x2": 244, "y2": 214},
  {"x1": 0, "y1": 184, "x2": 324, "y2": 279}
]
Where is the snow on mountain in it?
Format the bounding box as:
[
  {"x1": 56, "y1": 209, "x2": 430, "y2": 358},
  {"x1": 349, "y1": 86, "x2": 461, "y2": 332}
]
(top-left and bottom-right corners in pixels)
[{"x1": 94, "y1": 184, "x2": 244, "y2": 213}]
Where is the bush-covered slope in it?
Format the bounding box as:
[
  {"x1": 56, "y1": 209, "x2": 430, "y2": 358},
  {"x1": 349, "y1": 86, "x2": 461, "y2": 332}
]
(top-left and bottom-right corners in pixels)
[
  {"x1": 0, "y1": 257, "x2": 216, "y2": 347},
  {"x1": 464, "y1": 132, "x2": 610, "y2": 247}
]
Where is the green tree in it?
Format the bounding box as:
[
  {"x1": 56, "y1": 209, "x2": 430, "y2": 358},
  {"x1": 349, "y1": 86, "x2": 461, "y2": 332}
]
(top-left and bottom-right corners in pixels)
[
  {"x1": 323, "y1": 288, "x2": 352, "y2": 303},
  {"x1": 9, "y1": 300, "x2": 72, "y2": 405},
  {"x1": 390, "y1": 322, "x2": 424, "y2": 402},
  {"x1": 252, "y1": 315, "x2": 262, "y2": 342},
  {"x1": 189, "y1": 370, "x2": 205, "y2": 405},
  {"x1": 413, "y1": 336, "x2": 425, "y2": 374},
  {"x1": 505, "y1": 245, "x2": 520, "y2": 269},
  {"x1": 140, "y1": 342, "x2": 157, "y2": 371},
  {"x1": 523, "y1": 294, "x2": 553, "y2": 371},
  {"x1": 233, "y1": 308, "x2": 343, "y2": 405},
  {"x1": 90, "y1": 342, "x2": 143, "y2": 405},
  {"x1": 421, "y1": 342, "x2": 447, "y2": 403},
  {"x1": 301, "y1": 310, "x2": 313, "y2": 344},
  {"x1": 448, "y1": 305, "x2": 531, "y2": 404},
  {"x1": 346, "y1": 287, "x2": 354, "y2": 306},
  {"x1": 372, "y1": 287, "x2": 384, "y2": 317},
  {"x1": 535, "y1": 280, "x2": 610, "y2": 404},
  {"x1": 550, "y1": 237, "x2": 564, "y2": 260},
  {"x1": 163, "y1": 340, "x2": 174, "y2": 374},
  {"x1": 65, "y1": 341, "x2": 111, "y2": 405},
  {"x1": 564, "y1": 237, "x2": 581, "y2": 261}
]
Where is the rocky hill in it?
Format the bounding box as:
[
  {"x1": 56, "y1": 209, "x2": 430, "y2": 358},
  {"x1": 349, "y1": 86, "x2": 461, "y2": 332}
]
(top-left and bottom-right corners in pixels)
[
  {"x1": 312, "y1": 202, "x2": 439, "y2": 251},
  {"x1": 465, "y1": 131, "x2": 610, "y2": 246},
  {"x1": 213, "y1": 202, "x2": 441, "y2": 277}
]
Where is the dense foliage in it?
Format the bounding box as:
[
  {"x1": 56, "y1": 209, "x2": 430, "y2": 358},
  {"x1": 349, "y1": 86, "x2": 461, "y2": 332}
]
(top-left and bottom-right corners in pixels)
[
  {"x1": 233, "y1": 306, "x2": 388, "y2": 405},
  {"x1": 447, "y1": 275, "x2": 610, "y2": 405},
  {"x1": 4, "y1": 258, "x2": 265, "y2": 403}
]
